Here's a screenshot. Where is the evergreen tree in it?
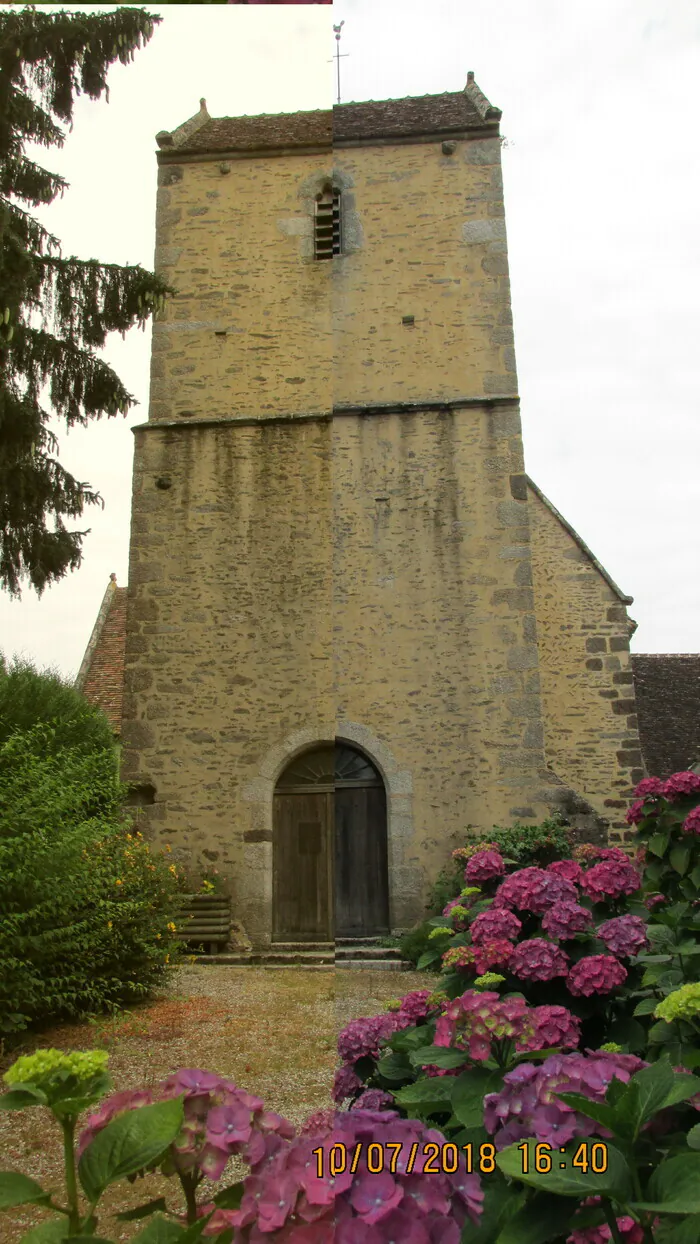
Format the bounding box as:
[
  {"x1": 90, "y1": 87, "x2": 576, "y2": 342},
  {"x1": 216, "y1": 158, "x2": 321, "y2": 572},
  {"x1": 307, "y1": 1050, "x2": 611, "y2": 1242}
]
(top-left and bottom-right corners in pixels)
[{"x1": 0, "y1": 5, "x2": 175, "y2": 598}]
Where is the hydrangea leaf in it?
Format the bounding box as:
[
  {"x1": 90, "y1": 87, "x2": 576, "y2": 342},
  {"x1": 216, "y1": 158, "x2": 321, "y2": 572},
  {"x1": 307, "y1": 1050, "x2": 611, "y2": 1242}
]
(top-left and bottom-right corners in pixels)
[
  {"x1": 130, "y1": 1215, "x2": 188, "y2": 1243},
  {"x1": 496, "y1": 1139, "x2": 632, "y2": 1201},
  {"x1": 451, "y1": 1069, "x2": 503, "y2": 1128},
  {"x1": 553, "y1": 1092, "x2": 617, "y2": 1132},
  {"x1": 408, "y1": 1045, "x2": 468, "y2": 1070},
  {"x1": 0, "y1": 1085, "x2": 48, "y2": 1110},
  {"x1": 0, "y1": 1170, "x2": 51, "y2": 1209},
  {"x1": 670, "y1": 845, "x2": 691, "y2": 876},
  {"x1": 687, "y1": 1124, "x2": 700, "y2": 1150},
  {"x1": 78, "y1": 1097, "x2": 184, "y2": 1202},
  {"x1": 634, "y1": 1151, "x2": 700, "y2": 1214},
  {"x1": 495, "y1": 1190, "x2": 579, "y2": 1244}
]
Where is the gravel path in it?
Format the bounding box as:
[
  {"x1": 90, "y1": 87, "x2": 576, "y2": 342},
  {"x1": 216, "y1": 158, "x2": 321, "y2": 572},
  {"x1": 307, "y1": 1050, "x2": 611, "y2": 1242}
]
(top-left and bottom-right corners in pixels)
[{"x1": 0, "y1": 964, "x2": 436, "y2": 1242}]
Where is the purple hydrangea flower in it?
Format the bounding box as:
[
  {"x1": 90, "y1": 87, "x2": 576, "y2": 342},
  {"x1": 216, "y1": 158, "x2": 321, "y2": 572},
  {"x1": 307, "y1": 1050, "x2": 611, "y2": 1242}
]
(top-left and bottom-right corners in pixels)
[
  {"x1": 580, "y1": 860, "x2": 641, "y2": 904},
  {"x1": 483, "y1": 1050, "x2": 646, "y2": 1150},
  {"x1": 597, "y1": 914, "x2": 648, "y2": 958},
  {"x1": 464, "y1": 849, "x2": 505, "y2": 885},
  {"x1": 509, "y1": 938, "x2": 570, "y2": 982},
  {"x1": 351, "y1": 1089, "x2": 395, "y2": 1112},
  {"x1": 494, "y1": 867, "x2": 578, "y2": 914},
  {"x1": 526, "y1": 1005, "x2": 581, "y2": 1051},
  {"x1": 633, "y1": 776, "x2": 666, "y2": 799},
  {"x1": 542, "y1": 900, "x2": 594, "y2": 941},
  {"x1": 682, "y1": 806, "x2": 700, "y2": 835},
  {"x1": 337, "y1": 1014, "x2": 401, "y2": 1064},
  {"x1": 333, "y1": 1065, "x2": 362, "y2": 1103},
  {"x1": 435, "y1": 990, "x2": 531, "y2": 1062},
  {"x1": 567, "y1": 954, "x2": 627, "y2": 997},
  {"x1": 547, "y1": 859, "x2": 583, "y2": 885},
  {"x1": 661, "y1": 771, "x2": 700, "y2": 801},
  {"x1": 469, "y1": 907, "x2": 522, "y2": 945},
  {"x1": 625, "y1": 800, "x2": 647, "y2": 826}
]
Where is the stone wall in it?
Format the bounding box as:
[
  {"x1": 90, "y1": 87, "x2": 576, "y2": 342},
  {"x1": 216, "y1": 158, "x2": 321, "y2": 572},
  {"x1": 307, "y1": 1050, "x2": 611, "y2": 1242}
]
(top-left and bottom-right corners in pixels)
[{"x1": 528, "y1": 481, "x2": 643, "y2": 844}]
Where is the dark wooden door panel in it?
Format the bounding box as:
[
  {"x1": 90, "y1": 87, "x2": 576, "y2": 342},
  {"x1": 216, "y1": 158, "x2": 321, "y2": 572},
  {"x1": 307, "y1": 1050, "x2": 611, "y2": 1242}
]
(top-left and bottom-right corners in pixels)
[
  {"x1": 273, "y1": 792, "x2": 332, "y2": 940},
  {"x1": 335, "y1": 785, "x2": 389, "y2": 937}
]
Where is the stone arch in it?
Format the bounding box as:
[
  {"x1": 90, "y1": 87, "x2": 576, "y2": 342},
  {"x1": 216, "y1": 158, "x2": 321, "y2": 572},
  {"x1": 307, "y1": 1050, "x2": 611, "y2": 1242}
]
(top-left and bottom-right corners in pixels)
[{"x1": 239, "y1": 723, "x2": 417, "y2": 947}]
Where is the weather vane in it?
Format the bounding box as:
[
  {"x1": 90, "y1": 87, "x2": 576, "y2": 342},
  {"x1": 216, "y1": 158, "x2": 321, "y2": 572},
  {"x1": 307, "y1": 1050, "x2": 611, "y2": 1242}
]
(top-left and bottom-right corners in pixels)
[{"x1": 329, "y1": 21, "x2": 349, "y2": 106}]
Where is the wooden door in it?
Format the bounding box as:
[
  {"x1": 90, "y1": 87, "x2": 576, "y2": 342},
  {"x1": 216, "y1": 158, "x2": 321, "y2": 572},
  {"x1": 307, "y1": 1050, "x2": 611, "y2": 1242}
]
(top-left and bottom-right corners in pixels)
[
  {"x1": 272, "y1": 791, "x2": 333, "y2": 941},
  {"x1": 335, "y1": 785, "x2": 389, "y2": 937}
]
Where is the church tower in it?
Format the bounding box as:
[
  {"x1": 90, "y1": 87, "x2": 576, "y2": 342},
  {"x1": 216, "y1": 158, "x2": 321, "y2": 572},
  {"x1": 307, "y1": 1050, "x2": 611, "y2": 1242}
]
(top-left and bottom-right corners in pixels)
[{"x1": 120, "y1": 80, "x2": 641, "y2": 948}]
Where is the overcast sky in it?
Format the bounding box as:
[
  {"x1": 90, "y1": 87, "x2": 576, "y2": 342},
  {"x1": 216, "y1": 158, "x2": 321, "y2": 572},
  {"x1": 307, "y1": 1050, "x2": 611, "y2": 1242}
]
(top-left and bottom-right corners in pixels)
[{"x1": 1, "y1": 0, "x2": 699, "y2": 683}]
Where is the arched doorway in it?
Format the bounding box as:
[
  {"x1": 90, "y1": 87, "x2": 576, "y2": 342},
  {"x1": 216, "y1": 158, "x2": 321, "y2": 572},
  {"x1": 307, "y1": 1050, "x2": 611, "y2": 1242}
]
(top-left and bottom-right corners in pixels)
[{"x1": 272, "y1": 743, "x2": 389, "y2": 941}]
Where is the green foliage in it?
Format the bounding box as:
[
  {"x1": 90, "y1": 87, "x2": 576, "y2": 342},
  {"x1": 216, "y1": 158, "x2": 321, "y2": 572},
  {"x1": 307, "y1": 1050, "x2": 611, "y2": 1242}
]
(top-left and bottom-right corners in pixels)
[
  {"x1": 481, "y1": 815, "x2": 572, "y2": 867},
  {"x1": 0, "y1": 4, "x2": 176, "y2": 598},
  {"x1": 398, "y1": 921, "x2": 440, "y2": 972},
  {"x1": 0, "y1": 650, "x2": 115, "y2": 753},
  {"x1": 0, "y1": 716, "x2": 183, "y2": 1036}
]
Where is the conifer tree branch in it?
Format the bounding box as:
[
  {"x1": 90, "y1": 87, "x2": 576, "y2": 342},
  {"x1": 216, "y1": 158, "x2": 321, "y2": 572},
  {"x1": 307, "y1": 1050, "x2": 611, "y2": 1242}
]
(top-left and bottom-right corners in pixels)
[{"x1": 0, "y1": 5, "x2": 168, "y2": 598}]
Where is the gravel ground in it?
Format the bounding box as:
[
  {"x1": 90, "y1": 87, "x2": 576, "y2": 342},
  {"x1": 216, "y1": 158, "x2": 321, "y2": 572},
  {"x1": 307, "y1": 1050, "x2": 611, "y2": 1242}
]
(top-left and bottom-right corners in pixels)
[{"x1": 0, "y1": 964, "x2": 436, "y2": 1242}]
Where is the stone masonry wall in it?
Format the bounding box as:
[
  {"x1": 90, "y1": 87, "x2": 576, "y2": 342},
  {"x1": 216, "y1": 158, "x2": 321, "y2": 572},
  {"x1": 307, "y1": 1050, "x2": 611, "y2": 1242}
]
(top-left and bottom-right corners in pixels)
[
  {"x1": 121, "y1": 420, "x2": 334, "y2": 945},
  {"x1": 333, "y1": 404, "x2": 567, "y2": 923},
  {"x1": 333, "y1": 134, "x2": 516, "y2": 405},
  {"x1": 528, "y1": 484, "x2": 643, "y2": 844}
]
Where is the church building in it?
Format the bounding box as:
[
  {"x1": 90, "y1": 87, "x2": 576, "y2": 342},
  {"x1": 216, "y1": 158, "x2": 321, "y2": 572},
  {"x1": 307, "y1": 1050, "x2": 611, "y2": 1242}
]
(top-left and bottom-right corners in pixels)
[{"x1": 76, "y1": 78, "x2": 700, "y2": 950}]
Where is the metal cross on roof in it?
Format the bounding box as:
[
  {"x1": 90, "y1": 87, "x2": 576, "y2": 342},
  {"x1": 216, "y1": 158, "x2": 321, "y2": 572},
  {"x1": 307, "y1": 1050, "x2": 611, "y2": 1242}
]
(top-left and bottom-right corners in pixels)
[{"x1": 329, "y1": 21, "x2": 349, "y2": 105}]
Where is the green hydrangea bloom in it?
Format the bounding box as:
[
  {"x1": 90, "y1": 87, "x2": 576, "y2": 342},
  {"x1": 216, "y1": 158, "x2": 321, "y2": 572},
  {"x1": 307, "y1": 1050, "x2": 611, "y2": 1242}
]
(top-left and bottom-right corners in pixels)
[
  {"x1": 4, "y1": 1048, "x2": 109, "y2": 1090},
  {"x1": 473, "y1": 973, "x2": 505, "y2": 989},
  {"x1": 448, "y1": 905, "x2": 468, "y2": 921},
  {"x1": 385, "y1": 999, "x2": 402, "y2": 1012},
  {"x1": 599, "y1": 1042, "x2": 623, "y2": 1053},
  {"x1": 427, "y1": 991, "x2": 450, "y2": 1010},
  {"x1": 654, "y1": 982, "x2": 700, "y2": 1023},
  {"x1": 460, "y1": 887, "x2": 481, "y2": 898},
  {"x1": 429, "y1": 927, "x2": 452, "y2": 940}
]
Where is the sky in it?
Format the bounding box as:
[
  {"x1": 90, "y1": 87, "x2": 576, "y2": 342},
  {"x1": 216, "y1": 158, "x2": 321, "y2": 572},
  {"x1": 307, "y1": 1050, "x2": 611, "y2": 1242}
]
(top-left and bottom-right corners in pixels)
[{"x1": 1, "y1": 0, "x2": 699, "y2": 682}]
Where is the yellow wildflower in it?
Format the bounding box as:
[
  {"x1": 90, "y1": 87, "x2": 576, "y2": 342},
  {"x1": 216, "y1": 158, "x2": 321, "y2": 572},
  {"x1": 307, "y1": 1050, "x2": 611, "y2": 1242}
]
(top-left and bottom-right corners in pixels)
[
  {"x1": 115, "y1": 879, "x2": 123, "y2": 886},
  {"x1": 107, "y1": 921, "x2": 113, "y2": 929},
  {"x1": 165, "y1": 845, "x2": 172, "y2": 853},
  {"x1": 167, "y1": 922, "x2": 177, "y2": 932},
  {"x1": 168, "y1": 864, "x2": 177, "y2": 875}
]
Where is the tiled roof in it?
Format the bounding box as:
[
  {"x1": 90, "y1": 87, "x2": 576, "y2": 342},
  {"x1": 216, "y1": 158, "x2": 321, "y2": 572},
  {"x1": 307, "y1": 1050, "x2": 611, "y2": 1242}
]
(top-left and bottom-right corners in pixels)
[
  {"x1": 158, "y1": 77, "x2": 499, "y2": 158},
  {"x1": 75, "y1": 576, "x2": 127, "y2": 736},
  {"x1": 631, "y1": 654, "x2": 700, "y2": 779}
]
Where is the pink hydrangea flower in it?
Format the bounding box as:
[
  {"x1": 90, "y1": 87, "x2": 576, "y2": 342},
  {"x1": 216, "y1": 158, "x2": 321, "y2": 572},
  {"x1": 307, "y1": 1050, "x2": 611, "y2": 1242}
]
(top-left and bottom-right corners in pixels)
[
  {"x1": 682, "y1": 806, "x2": 700, "y2": 835},
  {"x1": 509, "y1": 938, "x2": 570, "y2": 982},
  {"x1": 661, "y1": 771, "x2": 700, "y2": 801},
  {"x1": 337, "y1": 1014, "x2": 402, "y2": 1064},
  {"x1": 567, "y1": 955, "x2": 627, "y2": 997},
  {"x1": 580, "y1": 860, "x2": 641, "y2": 903},
  {"x1": 493, "y1": 867, "x2": 578, "y2": 914},
  {"x1": 597, "y1": 915, "x2": 648, "y2": 958},
  {"x1": 625, "y1": 800, "x2": 647, "y2": 825},
  {"x1": 473, "y1": 938, "x2": 515, "y2": 975},
  {"x1": 567, "y1": 1201, "x2": 645, "y2": 1244},
  {"x1": 435, "y1": 990, "x2": 531, "y2": 1062},
  {"x1": 210, "y1": 1108, "x2": 484, "y2": 1240},
  {"x1": 352, "y1": 1090, "x2": 395, "y2": 1112},
  {"x1": 526, "y1": 1005, "x2": 581, "y2": 1051},
  {"x1": 633, "y1": 776, "x2": 666, "y2": 799},
  {"x1": 547, "y1": 859, "x2": 583, "y2": 884},
  {"x1": 442, "y1": 945, "x2": 477, "y2": 972},
  {"x1": 333, "y1": 1066, "x2": 362, "y2": 1104},
  {"x1": 464, "y1": 849, "x2": 505, "y2": 885},
  {"x1": 645, "y1": 893, "x2": 666, "y2": 910},
  {"x1": 469, "y1": 907, "x2": 522, "y2": 945},
  {"x1": 542, "y1": 900, "x2": 594, "y2": 941}
]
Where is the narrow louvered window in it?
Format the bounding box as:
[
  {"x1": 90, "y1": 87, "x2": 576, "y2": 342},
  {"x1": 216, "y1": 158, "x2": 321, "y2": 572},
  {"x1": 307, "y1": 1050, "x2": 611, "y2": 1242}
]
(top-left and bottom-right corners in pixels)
[{"x1": 314, "y1": 188, "x2": 341, "y2": 259}]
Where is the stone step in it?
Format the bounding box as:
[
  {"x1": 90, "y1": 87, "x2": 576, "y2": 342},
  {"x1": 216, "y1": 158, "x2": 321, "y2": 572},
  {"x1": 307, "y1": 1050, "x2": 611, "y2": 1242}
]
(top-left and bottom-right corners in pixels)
[
  {"x1": 194, "y1": 956, "x2": 333, "y2": 970},
  {"x1": 193, "y1": 952, "x2": 334, "y2": 967},
  {"x1": 335, "y1": 959, "x2": 412, "y2": 971},
  {"x1": 271, "y1": 942, "x2": 335, "y2": 953},
  {"x1": 335, "y1": 946, "x2": 403, "y2": 959}
]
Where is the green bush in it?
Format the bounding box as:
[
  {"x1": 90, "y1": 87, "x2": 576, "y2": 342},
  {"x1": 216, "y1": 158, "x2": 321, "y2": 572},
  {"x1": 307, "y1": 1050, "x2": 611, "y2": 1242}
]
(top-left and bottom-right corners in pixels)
[
  {"x1": 0, "y1": 718, "x2": 184, "y2": 1037},
  {"x1": 480, "y1": 815, "x2": 572, "y2": 867},
  {"x1": 0, "y1": 651, "x2": 116, "y2": 757},
  {"x1": 398, "y1": 921, "x2": 440, "y2": 971}
]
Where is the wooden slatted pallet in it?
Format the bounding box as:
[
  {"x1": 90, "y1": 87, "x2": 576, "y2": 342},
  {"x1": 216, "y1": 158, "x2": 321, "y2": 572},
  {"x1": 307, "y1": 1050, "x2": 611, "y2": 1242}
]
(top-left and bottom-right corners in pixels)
[{"x1": 174, "y1": 894, "x2": 231, "y2": 955}]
